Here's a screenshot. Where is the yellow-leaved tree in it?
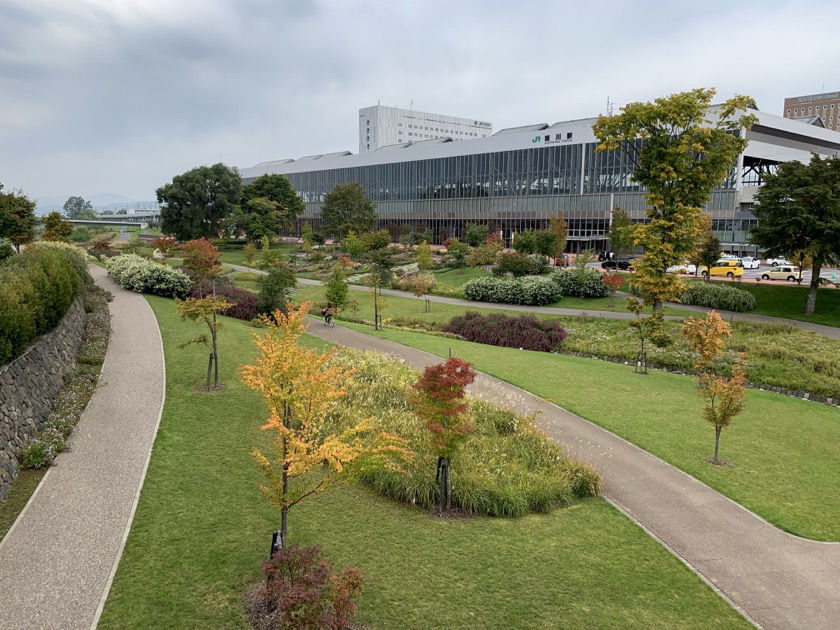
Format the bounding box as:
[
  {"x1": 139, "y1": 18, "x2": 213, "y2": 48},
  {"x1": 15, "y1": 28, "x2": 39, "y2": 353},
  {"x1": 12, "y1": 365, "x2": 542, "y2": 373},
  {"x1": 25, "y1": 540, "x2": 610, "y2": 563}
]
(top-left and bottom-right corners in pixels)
[
  {"x1": 240, "y1": 302, "x2": 411, "y2": 552},
  {"x1": 680, "y1": 311, "x2": 747, "y2": 464}
]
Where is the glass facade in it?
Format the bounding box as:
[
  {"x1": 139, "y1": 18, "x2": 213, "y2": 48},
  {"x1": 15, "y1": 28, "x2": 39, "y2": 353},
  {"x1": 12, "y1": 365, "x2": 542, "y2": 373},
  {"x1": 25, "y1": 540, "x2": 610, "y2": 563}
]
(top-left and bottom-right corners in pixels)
[{"x1": 244, "y1": 141, "x2": 743, "y2": 252}]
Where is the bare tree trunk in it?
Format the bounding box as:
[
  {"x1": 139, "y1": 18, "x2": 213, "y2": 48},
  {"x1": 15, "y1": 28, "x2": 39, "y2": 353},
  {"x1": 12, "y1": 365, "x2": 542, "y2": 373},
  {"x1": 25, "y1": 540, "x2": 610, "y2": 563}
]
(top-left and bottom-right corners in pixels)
[
  {"x1": 279, "y1": 400, "x2": 291, "y2": 549},
  {"x1": 714, "y1": 426, "x2": 722, "y2": 462},
  {"x1": 652, "y1": 298, "x2": 662, "y2": 313},
  {"x1": 805, "y1": 263, "x2": 822, "y2": 315},
  {"x1": 205, "y1": 352, "x2": 213, "y2": 392},
  {"x1": 211, "y1": 315, "x2": 219, "y2": 387}
]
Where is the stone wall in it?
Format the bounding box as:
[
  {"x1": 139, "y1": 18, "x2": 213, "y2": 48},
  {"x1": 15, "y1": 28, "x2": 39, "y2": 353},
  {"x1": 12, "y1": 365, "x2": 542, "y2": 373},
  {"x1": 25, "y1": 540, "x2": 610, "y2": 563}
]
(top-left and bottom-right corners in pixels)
[{"x1": 0, "y1": 299, "x2": 87, "y2": 499}]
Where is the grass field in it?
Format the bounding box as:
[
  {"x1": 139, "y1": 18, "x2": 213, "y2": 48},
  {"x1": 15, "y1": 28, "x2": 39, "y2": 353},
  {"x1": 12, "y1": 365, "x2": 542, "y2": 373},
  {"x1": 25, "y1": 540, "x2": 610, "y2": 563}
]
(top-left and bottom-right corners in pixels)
[
  {"x1": 338, "y1": 322, "x2": 840, "y2": 541},
  {"x1": 0, "y1": 469, "x2": 47, "y2": 541},
  {"x1": 96, "y1": 296, "x2": 750, "y2": 629},
  {"x1": 736, "y1": 281, "x2": 840, "y2": 327}
]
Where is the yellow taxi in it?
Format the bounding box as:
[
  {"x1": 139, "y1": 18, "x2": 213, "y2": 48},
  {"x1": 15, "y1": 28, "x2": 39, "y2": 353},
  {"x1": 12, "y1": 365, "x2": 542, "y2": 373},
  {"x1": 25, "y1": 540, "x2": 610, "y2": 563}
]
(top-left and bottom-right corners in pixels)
[{"x1": 699, "y1": 259, "x2": 744, "y2": 278}]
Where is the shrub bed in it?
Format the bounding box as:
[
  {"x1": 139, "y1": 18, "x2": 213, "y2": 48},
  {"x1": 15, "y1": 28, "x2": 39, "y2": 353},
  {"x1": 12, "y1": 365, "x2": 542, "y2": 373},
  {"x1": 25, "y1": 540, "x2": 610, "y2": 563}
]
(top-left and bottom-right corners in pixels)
[
  {"x1": 325, "y1": 349, "x2": 600, "y2": 517},
  {"x1": 552, "y1": 269, "x2": 609, "y2": 298},
  {"x1": 492, "y1": 251, "x2": 545, "y2": 277},
  {"x1": 18, "y1": 284, "x2": 111, "y2": 469},
  {"x1": 442, "y1": 311, "x2": 567, "y2": 352},
  {"x1": 0, "y1": 246, "x2": 84, "y2": 364},
  {"x1": 462, "y1": 276, "x2": 561, "y2": 305},
  {"x1": 106, "y1": 254, "x2": 191, "y2": 298},
  {"x1": 679, "y1": 281, "x2": 756, "y2": 312},
  {"x1": 188, "y1": 279, "x2": 259, "y2": 321}
]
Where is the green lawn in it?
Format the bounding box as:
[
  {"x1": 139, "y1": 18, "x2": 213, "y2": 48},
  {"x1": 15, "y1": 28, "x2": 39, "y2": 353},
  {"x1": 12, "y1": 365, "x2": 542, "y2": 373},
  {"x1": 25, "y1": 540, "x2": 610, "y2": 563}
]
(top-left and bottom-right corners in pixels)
[
  {"x1": 431, "y1": 266, "x2": 489, "y2": 287},
  {"x1": 736, "y1": 281, "x2": 840, "y2": 327},
  {"x1": 218, "y1": 242, "x2": 298, "y2": 267},
  {"x1": 339, "y1": 323, "x2": 840, "y2": 541},
  {"x1": 97, "y1": 296, "x2": 749, "y2": 629},
  {"x1": 0, "y1": 469, "x2": 47, "y2": 540}
]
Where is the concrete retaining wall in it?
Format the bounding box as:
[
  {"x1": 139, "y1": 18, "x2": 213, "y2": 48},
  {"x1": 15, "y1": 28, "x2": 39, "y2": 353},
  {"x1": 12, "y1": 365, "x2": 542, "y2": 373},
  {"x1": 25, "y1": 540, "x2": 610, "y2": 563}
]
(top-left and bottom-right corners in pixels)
[{"x1": 0, "y1": 300, "x2": 86, "y2": 499}]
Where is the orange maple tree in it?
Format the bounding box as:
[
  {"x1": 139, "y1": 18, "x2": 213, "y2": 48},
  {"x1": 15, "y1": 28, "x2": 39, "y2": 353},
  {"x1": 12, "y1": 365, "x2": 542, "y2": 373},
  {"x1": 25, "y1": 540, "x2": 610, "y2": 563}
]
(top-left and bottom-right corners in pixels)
[
  {"x1": 241, "y1": 302, "x2": 410, "y2": 551},
  {"x1": 680, "y1": 311, "x2": 747, "y2": 464}
]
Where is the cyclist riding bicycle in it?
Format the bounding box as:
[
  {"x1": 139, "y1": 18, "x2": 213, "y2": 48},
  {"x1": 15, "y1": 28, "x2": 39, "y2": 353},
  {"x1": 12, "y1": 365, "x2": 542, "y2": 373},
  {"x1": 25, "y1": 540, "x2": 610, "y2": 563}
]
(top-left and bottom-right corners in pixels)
[{"x1": 322, "y1": 302, "x2": 335, "y2": 327}]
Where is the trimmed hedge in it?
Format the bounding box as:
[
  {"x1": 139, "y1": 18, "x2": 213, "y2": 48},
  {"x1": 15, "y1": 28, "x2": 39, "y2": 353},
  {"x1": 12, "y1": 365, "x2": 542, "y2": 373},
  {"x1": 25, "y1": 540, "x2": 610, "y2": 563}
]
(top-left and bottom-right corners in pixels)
[
  {"x1": 106, "y1": 254, "x2": 191, "y2": 298},
  {"x1": 0, "y1": 247, "x2": 84, "y2": 364},
  {"x1": 462, "y1": 276, "x2": 561, "y2": 305},
  {"x1": 443, "y1": 311, "x2": 567, "y2": 352},
  {"x1": 552, "y1": 269, "x2": 609, "y2": 298},
  {"x1": 679, "y1": 281, "x2": 756, "y2": 312}
]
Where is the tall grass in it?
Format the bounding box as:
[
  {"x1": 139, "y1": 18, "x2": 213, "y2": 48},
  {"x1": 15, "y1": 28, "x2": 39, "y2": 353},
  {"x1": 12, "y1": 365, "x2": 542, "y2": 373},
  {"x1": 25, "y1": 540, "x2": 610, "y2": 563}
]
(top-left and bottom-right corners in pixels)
[{"x1": 324, "y1": 349, "x2": 601, "y2": 517}]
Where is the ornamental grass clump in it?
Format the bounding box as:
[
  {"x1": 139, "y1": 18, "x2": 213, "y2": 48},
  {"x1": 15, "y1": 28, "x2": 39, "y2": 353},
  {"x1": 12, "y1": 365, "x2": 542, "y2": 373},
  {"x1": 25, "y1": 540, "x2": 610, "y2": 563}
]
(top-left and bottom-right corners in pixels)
[
  {"x1": 324, "y1": 349, "x2": 601, "y2": 517},
  {"x1": 443, "y1": 311, "x2": 567, "y2": 352}
]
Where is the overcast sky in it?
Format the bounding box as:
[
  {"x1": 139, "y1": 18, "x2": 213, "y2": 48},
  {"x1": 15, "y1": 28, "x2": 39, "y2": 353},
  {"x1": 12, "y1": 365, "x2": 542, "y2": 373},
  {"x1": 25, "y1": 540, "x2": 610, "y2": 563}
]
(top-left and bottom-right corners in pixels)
[{"x1": 2, "y1": 0, "x2": 839, "y2": 206}]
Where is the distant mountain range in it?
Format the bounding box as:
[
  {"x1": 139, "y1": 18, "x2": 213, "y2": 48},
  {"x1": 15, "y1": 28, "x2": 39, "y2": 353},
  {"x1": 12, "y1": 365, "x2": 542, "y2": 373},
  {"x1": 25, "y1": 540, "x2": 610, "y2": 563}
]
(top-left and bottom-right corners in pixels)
[{"x1": 34, "y1": 193, "x2": 158, "y2": 215}]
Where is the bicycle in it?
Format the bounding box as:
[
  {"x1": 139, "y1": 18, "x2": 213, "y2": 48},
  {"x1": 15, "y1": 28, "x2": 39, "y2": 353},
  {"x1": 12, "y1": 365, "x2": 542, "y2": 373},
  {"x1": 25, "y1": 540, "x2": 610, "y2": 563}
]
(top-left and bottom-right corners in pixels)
[{"x1": 324, "y1": 314, "x2": 335, "y2": 327}]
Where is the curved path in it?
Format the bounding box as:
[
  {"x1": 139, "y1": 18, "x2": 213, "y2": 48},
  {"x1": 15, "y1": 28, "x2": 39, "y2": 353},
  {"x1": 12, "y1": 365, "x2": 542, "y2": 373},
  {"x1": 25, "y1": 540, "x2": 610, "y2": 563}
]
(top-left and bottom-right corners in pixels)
[
  {"x1": 1, "y1": 264, "x2": 836, "y2": 629},
  {"x1": 238, "y1": 267, "x2": 839, "y2": 340},
  {"x1": 304, "y1": 319, "x2": 840, "y2": 630},
  {"x1": 0, "y1": 265, "x2": 165, "y2": 630}
]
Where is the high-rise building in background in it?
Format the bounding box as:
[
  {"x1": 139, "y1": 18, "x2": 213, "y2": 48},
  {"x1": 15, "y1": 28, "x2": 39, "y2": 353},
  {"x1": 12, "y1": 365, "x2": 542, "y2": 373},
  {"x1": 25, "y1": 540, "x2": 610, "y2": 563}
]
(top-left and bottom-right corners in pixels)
[
  {"x1": 359, "y1": 105, "x2": 492, "y2": 153},
  {"x1": 783, "y1": 91, "x2": 840, "y2": 130}
]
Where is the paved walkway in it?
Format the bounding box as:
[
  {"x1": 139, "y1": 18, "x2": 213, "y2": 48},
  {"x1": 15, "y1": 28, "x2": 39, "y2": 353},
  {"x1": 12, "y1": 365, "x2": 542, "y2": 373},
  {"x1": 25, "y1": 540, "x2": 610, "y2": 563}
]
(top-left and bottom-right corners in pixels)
[
  {"x1": 0, "y1": 265, "x2": 165, "y2": 630},
  {"x1": 281, "y1": 271, "x2": 840, "y2": 340},
  {"x1": 304, "y1": 320, "x2": 840, "y2": 630}
]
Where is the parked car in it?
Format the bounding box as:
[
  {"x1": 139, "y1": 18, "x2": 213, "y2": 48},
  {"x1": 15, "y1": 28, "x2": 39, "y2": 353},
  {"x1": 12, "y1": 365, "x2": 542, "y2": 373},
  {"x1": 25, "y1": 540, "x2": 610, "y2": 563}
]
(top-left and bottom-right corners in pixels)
[
  {"x1": 666, "y1": 262, "x2": 697, "y2": 274},
  {"x1": 601, "y1": 257, "x2": 635, "y2": 270},
  {"x1": 699, "y1": 259, "x2": 744, "y2": 278},
  {"x1": 761, "y1": 266, "x2": 802, "y2": 282},
  {"x1": 766, "y1": 257, "x2": 793, "y2": 267},
  {"x1": 738, "y1": 257, "x2": 761, "y2": 269}
]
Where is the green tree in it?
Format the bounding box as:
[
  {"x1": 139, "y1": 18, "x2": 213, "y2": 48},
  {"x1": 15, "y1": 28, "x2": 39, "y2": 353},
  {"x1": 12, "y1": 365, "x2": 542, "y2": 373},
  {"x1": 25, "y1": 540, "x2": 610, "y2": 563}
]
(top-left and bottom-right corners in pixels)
[
  {"x1": 76, "y1": 206, "x2": 98, "y2": 220},
  {"x1": 42, "y1": 211, "x2": 74, "y2": 242},
  {"x1": 320, "y1": 182, "x2": 377, "y2": 237},
  {"x1": 512, "y1": 230, "x2": 536, "y2": 254},
  {"x1": 324, "y1": 264, "x2": 349, "y2": 312},
  {"x1": 360, "y1": 229, "x2": 391, "y2": 252},
  {"x1": 235, "y1": 174, "x2": 305, "y2": 244},
  {"x1": 464, "y1": 223, "x2": 489, "y2": 247},
  {"x1": 0, "y1": 183, "x2": 36, "y2": 252},
  {"x1": 415, "y1": 240, "x2": 434, "y2": 271},
  {"x1": 63, "y1": 196, "x2": 93, "y2": 219},
  {"x1": 626, "y1": 298, "x2": 666, "y2": 374},
  {"x1": 533, "y1": 230, "x2": 557, "y2": 258},
  {"x1": 176, "y1": 295, "x2": 232, "y2": 391},
  {"x1": 443, "y1": 238, "x2": 469, "y2": 268},
  {"x1": 696, "y1": 232, "x2": 722, "y2": 281},
  {"x1": 157, "y1": 163, "x2": 242, "y2": 241},
  {"x1": 257, "y1": 263, "x2": 297, "y2": 315},
  {"x1": 547, "y1": 214, "x2": 568, "y2": 259},
  {"x1": 750, "y1": 154, "x2": 840, "y2": 314},
  {"x1": 593, "y1": 88, "x2": 756, "y2": 311},
  {"x1": 608, "y1": 207, "x2": 635, "y2": 262}
]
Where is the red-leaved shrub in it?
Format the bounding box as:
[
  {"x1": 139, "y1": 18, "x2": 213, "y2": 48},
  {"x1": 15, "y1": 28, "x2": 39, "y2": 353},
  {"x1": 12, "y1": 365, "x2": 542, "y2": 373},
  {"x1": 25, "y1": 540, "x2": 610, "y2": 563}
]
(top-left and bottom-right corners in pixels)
[
  {"x1": 246, "y1": 544, "x2": 364, "y2": 630},
  {"x1": 442, "y1": 311, "x2": 567, "y2": 352},
  {"x1": 188, "y1": 279, "x2": 258, "y2": 321}
]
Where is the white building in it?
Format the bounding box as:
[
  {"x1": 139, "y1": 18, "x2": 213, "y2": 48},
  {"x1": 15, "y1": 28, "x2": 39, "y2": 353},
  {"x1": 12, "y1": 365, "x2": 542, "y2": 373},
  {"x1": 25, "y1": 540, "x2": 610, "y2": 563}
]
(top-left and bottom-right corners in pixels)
[{"x1": 359, "y1": 105, "x2": 492, "y2": 153}]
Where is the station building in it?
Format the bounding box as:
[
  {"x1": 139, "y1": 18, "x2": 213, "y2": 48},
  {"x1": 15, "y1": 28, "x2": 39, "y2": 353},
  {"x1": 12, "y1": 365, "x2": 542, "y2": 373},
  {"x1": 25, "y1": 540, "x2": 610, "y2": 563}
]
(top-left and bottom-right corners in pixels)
[{"x1": 240, "y1": 107, "x2": 840, "y2": 254}]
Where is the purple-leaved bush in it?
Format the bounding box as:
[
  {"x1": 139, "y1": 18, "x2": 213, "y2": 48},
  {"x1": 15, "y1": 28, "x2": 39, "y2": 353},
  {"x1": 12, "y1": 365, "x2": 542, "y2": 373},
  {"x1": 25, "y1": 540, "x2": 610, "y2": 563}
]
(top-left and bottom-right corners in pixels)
[{"x1": 443, "y1": 311, "x2": 567, "y2": 352}]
